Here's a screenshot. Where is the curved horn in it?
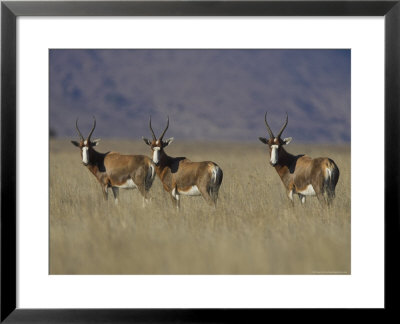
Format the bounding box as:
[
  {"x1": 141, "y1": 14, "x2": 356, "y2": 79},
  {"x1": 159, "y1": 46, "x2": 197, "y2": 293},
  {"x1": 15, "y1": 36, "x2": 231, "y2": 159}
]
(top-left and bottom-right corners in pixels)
[
  {"x1": 264, "y1": 112, "x2": 274, "y2": 138},
  {"x1": 87, "y1": 116, "x2": 96, "y2": 141},
  {"x1": 277, "y1": 113, "x2": 288, "y2": 139},
  {"x1": 75, "y1": 118, "x2": 84, "y2": 141},
  {"x1": 149, "y1": 116, "x2": 156, "y2": 140},
  {"x1": 159, "y1": 116, "x2": 169, "y2": 141}
]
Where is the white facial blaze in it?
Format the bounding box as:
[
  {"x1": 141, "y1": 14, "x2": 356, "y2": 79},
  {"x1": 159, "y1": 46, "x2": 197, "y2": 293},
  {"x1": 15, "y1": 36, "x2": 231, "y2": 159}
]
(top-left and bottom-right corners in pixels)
[
  {"x1": 82, "y1": 147, "x2": 89, "y2": 164},
  {"x1": 270, "y1": 145, "x2": 279, "y2": 165},
  {"x1": 153, "y1": 147, "x2": 161, "y2": 164}
]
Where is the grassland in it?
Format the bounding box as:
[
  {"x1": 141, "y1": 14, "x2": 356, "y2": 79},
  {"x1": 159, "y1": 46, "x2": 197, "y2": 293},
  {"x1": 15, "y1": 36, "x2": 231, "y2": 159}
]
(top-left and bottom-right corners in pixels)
[{"x1": 50, "y1": 139, "x2": 350, "y2": 274}]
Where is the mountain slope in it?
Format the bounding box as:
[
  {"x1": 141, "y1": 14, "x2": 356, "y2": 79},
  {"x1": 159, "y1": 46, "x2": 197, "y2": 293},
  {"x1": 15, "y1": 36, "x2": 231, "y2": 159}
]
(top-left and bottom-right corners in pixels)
[{"x1": 50, "y1": 49, "x2": 350, "y2": 143}]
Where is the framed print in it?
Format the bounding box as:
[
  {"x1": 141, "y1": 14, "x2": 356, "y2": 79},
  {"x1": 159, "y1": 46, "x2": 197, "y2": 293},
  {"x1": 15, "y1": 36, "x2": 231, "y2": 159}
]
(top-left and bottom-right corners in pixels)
[
  {"x1": 1, "y1": 0, "x2": 398, "y2": 322},
  {"x1": 47, "y1": 47, "x2": 351, "y2": 276}
]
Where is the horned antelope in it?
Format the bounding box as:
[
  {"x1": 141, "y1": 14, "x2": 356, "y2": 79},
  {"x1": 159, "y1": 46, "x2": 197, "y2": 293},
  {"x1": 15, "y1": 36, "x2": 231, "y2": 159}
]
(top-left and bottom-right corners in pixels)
[
  {"x1": 142, "y1": 117, "x2": 223, "y2": 209},
  {"x1": 71, "y1": 117, "x2": 155, "y2": 206},
  {"x1": 258, "y1": 112, "x2": 339, "y2": 205}
]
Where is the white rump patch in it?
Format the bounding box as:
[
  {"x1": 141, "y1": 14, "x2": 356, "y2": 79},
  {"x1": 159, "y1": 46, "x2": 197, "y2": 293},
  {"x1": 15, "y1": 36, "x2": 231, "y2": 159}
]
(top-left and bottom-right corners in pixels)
[
  {"x1": 325, "y1": 167, "x2": 332, "y2": 180},
  {"x1": 297, "y1": 184, "x2": 316, "y2": 196},
  {"x1": 179, "y1": 185, "x2": 201, "y2": 196},
  {"x1": 116, "y1": 179, "x2": 137, "y2": 189},
  {"x1": 211, "y1": 166, "x2": 219, "y2": 183},
  {"x1": 270, "y1": 145, "x2": 279, "y2": 164},
  {"x1": 149, "y1": 164, "x2": 155, "y2": 179}
]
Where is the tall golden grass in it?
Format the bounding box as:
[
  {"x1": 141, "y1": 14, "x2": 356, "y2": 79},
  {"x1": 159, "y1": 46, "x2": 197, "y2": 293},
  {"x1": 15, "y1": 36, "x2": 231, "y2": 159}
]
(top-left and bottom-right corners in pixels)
[{"x1": 50, "y1": 139, "x2": 350, "y2": 274}]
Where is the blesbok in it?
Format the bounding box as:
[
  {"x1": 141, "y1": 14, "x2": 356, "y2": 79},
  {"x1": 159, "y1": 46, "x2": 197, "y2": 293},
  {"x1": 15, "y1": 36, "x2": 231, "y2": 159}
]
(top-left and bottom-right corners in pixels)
[
  {"x1": 71, "y1": 117, "x2": 155, "y2": 206},
  {"x1": 142, "y1": 117, "x2": 223, "y2": 208},
  {"x1": 258, "y1": 112, "x2": 339, "y2": 205}
]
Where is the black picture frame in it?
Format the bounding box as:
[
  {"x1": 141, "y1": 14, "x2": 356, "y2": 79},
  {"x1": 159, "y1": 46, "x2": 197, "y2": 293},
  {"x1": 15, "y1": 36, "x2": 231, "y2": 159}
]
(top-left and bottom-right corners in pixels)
[{"x1": 1, "y1": 0, "x2": 398, "y2": 322}]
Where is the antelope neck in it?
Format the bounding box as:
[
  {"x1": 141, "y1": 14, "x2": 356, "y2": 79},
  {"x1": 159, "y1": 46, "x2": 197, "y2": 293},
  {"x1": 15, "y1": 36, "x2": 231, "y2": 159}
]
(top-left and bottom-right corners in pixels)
[
  {"x1": 85, "y1": 149, "x2": 105, "y2": 173},
  {"x1": 154, "y1": 151, "x2": 171, "y2": 169},
  {"x1": 273, "y1": 147, "x2": 296, "y2": 181}
]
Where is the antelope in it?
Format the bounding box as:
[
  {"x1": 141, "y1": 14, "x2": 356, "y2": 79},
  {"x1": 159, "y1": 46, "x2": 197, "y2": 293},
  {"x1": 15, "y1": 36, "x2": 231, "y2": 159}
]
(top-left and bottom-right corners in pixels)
[
  {"x1": 142, "y1": 117, "x2": 223, "y2": 209},
  {"x1": 71, "y1": 117, "x2": 155, "y2": 206},
  {"x1": 258, "y1": 112, "x2": 340, "y2": 205}
]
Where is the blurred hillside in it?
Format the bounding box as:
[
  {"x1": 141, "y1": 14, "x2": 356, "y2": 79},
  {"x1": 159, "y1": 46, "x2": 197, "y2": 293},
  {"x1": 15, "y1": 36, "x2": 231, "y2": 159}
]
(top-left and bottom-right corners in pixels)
[{"x1": 50, "y1": 49, "x2": 350, "y2": 143}]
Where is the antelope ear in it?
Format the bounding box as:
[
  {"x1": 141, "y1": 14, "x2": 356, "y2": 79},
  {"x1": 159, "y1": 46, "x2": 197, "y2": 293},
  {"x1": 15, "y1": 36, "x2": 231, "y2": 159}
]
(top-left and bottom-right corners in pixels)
[
  {"x1": 91, "y1": 138, "x2": 101, "y2": 146},
  {"x1": 71, "y1": 141, "x2": 80, "y2": 147},
  {"x1": 142, "y1": 137, "x2": 152, "y2": 146},
  {"x1": 258, "y1": 137, "x2": 268, "y2": 144},
  {"x1": 283, "y1": 137, "x2": 292, "y2": 145},
  {"x1": 163, "y1": 137, "x2": 174, "y2": 147}
]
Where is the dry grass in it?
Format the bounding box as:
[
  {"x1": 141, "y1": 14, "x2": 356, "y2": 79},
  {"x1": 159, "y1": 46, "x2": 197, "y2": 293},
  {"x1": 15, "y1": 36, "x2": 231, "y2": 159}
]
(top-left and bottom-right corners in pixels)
[{"x1": 50, "y1": 139, "x2": 350, "y2": 274}]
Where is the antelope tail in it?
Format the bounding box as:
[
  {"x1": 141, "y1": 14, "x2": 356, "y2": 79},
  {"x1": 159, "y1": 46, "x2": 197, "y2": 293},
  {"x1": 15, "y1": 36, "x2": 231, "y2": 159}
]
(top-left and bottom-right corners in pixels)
[
  {"x1": 211, "y1": 165, "x2": 223, "y2": 186},
  {"x1": 145, "y1": 162, "x2": 155, "y2": 191},
  {"x1": 208, "y1": 164, "x2": 223, "y2": 204},
  {"x1": 324, "y1": 159, "x2": 340, "y2": 201}
]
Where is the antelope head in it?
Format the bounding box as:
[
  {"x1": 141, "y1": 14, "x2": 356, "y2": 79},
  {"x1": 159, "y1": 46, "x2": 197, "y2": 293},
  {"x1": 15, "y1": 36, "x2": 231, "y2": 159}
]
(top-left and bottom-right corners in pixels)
[
  {"x1": 258, "y1": 112, "x2": 292, "y2": 166},
  {"x1": 71, "y1": 117, "x2": 101, "y2": 166},
  {"x1": 142, "y1": 116, "x2": 174, "y2": 166}
]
